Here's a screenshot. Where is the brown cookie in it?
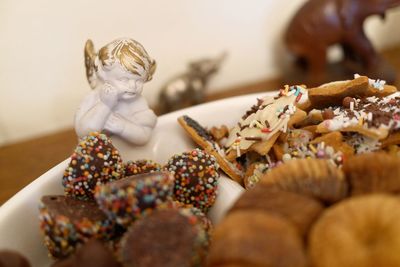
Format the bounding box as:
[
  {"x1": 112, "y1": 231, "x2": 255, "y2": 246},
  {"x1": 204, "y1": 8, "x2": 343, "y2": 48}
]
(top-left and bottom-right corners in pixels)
[
  {"x1": 317, "y1": 122, "x2": 389, "y2": 140},
  {"x1": 243, "y1": 161, "x2": 279, "y2": 189},
  {"x1": 309, "y1": 194, "x2": 400, "y2": 267},
  {"x1": 381, "y1": 131, "x2": 400, "y2": 148},
  {"x1": 178, "y1": 115, "x2": 243, "y2": 184},
  {"x1": 229, "y1": 186, "x2": 324, "y2": 237},
  {"x1": 310, "y1": 131, "x2": 354, "y2": 158},
  {"x1": 207, "y1": 211, "x2": 307, "y2": 267},
  {"x1": 365, "y1": 83, "x2": 397, "y2": 97},
  {"x1": 308, "y1": 75, "x2": 369, "y2": 109},
  {"x1": 259, "y1": 158, "x2": 348, "y2": 204},
  {"x1": 120, "y1": 208, "x2": 209, "y2": 267},
  {"x1": 343, "y1": 152, "x2": 400, "y2": 195}
]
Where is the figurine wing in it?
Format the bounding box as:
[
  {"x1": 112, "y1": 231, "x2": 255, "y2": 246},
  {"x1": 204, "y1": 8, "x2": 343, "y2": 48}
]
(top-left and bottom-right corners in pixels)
[{"x1": 84, "y1": 39, "x2": 97, "y2": 89}]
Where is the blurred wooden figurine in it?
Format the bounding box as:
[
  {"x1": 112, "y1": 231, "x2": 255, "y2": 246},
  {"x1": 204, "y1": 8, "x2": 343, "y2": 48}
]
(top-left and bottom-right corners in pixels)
[
  {"x1": 75, "y1": 38, "x2": 157, "y2": 145},
  {"x1": 158, "y1": 52, "x2": 227, "y2": 114},
  {"x1": 285, "y1": 0, "x2": 400, "y2": 86}
]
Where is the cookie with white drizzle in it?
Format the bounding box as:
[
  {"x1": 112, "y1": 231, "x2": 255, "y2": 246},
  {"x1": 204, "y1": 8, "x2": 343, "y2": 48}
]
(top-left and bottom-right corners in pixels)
[
  {"x1": 224, "y1": 85, "x2": 308, "y2": 159},
  {"x1": 317, "y1": 92, "x2": 400, "y2": 140}
]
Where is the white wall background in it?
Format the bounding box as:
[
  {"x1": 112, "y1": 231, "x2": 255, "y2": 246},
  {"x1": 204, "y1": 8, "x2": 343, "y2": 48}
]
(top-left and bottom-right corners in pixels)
[{"x1": 1, "y1": 0, "x2": 400, "y2": 145}]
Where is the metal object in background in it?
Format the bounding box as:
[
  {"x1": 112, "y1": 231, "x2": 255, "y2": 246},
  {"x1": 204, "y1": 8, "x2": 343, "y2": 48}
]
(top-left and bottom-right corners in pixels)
[{"x1": 158, "y1": 52, "x2": 227, "y2": 114}]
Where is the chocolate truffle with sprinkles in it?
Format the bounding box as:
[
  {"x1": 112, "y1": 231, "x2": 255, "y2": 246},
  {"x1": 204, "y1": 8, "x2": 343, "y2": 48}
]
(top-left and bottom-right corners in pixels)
[
  {"x1": 123, "y1": 159, "x2": 161, "y2": 176},
  {"x1": 165, "y1": 148, "x2": 219, "y2": 213},
  {"x1": 95, "y1": 171, "x2": 174, "y2": 228},
  {"x1": 62, "y1": 132, "x2": 124, "y2": 200},
  {"x1": 39, "y1": 195, "x2": 115, "y2": 259}
]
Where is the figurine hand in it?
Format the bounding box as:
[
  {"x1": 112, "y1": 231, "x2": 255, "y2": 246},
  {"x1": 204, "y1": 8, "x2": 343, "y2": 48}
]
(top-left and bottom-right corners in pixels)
[
  {"x1": 99, "y1": 84, "x2": 119, "y2": 108},
  {"x1": 104, "y1": 114, "x2": 125, "y2": 134}
]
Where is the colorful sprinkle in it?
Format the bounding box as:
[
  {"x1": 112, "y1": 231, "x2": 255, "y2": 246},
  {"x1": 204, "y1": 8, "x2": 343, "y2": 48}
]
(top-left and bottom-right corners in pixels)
[
  {"x1": 95, "y1": 171, "x2": 174, "y2": 228},
  {"x1": 164, "y1": 149, "x2": 219, "y2": 213},
  {"x1": 62, "y1": 132, "x2": 124, "y2": 200}
]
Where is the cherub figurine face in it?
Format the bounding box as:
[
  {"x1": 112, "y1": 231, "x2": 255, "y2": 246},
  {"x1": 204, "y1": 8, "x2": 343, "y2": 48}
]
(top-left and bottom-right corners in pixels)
[
  {"x1": 85, "y1": 38, "x2": 156, "y2": 98},
  {"x1": 96, "y1": 63, "x2": 145, "y2": 100}
]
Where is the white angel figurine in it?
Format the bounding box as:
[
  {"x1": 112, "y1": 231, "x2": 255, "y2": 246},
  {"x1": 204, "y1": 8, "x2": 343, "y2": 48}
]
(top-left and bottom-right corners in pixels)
[{"x1": 75, "y1": 38, "x2": 157, "y2": 145}]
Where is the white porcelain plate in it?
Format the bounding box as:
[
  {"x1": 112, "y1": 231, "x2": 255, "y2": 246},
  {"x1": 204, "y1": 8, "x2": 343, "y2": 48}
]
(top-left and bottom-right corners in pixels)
[{"x1": 0, "y1": 92, "x2": 271, "y2": 267}]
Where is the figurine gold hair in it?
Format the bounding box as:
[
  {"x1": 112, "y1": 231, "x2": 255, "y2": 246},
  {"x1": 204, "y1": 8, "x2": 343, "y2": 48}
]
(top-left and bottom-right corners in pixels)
[
  {"x1": 76, "y1": 38, "x2": 157, "y2": 145},
  {"x1": 85, "y1": 38, "x2": 156, "y2": 88}
]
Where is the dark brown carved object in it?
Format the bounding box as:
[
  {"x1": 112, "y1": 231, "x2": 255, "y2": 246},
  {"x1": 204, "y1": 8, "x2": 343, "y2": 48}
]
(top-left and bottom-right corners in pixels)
[{"x1": 284, "y1": 0, "x2": 400, "y2": 86}]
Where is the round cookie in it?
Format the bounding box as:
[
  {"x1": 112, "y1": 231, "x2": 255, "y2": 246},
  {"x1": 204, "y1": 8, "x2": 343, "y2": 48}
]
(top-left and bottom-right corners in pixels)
[
  {"x1": 95, "y1": 171, "x2": 174, "y2": 228},
  {"x1": 260, "y1": 158, "x2": 348, "y2": 204},
  {"x1": 62, "y1": 132, "x2": 124, "y2": 200},
  {"x1": 230, "y1": 186, "x2": 324, "y2": 237},
  {"x1": 123, "y1": 159, "x2": 161, "y2": 176},
  {"x1": 120, "y1": 208, "x2": 209, "y2": 267},
  {"x1": 39, "y1": 195, "x2": 115, "y2": 259},
  {"x1": 207, "y1": 210, "x2": 308, "y2": 267},
  {"x1": 309, "y1": 194, "x2": 400, "y2": 267},
  {"x1": 165, "y1": 148, "x2": 219, "y2": 213},
  {"x1": 343, "y1": 152, "x2": 400, "y2": 196}
]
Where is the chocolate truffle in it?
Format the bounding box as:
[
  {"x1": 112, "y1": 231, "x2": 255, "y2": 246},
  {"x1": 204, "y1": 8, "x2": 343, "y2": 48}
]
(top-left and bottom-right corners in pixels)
[
  {"x1": 62, "y1": 132, "x2": 124, "y2": 200},
  {"x1": 95, "y1": 171, "x2": 174, "y2": 228},
  {"x1": 51, "y1": 239, "x2": 121, "y2": 267},
  {"x1": 165, "y1": 149, "x2": 219, "y2": 213},
  {"x1": 123, "y1": 159, "x2": 161, "y2": 176},
  {"x1": 0, "y1": 250, "x2": 31, "y2": 267},
  {"x1": 120, "y1": 208, "x2": 209, "y2": 267},
  {"x1": 39, "y1": 195, "x2": 115, "y2": 258}
]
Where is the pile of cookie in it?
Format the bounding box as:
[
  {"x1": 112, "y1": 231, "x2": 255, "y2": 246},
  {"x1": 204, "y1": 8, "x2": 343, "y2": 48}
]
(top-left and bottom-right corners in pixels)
[
  {"x1": 179, "y1": 75, "x2": 400, "y2": 188},
  {"x1": 207, "y1": 153, "x2": 400, "y2": 267},
  {"x1": 177, "y1": 75, "x2": 400, "y2": 267},
  {"x1": 38, "y1": 132, "x2": 220, "y2": 267}
]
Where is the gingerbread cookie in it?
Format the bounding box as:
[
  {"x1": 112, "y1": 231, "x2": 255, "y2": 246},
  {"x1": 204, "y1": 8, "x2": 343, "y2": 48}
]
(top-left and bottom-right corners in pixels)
[
  {"x1": 224, "y1": 86, "x2": 307, "y2": 158},
  {"x1": 308, "y1": 75, "x2": 369, "y2": 109}
]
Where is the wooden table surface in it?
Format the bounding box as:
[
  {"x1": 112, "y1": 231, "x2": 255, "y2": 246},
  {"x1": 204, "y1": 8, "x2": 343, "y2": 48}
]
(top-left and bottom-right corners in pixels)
[{"x1": 1, "y1": 46, "x2": 400, "y2": 205}]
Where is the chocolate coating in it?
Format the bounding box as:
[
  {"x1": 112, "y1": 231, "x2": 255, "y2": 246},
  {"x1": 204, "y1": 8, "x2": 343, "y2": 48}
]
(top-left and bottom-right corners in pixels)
[
  {"x1": 322, "y1": 109, "x2": 334, "y2": 120},
  {"x1": 342, "y1": 97, "x2": 355, "y2": 108},
  {"x1": 120, "y1": 209, "x2": 209, "y2": 267},
  {"x1": 182, "y1": 115, "x2": 214, "y2": 142},
  {"x1": 62, "y1": 132, "x2": 124, "y2": 200},
  {"x1": 165, "y1": 149, "x2": 219, "y2": 213},
  {"x1": 95, "y1": 171, "x2": 174, "y2": 227},
  {"x1": 39, "y1": 195, "x2": 115, "y2": 258},
  {"x1": 0, "y1": 251, "x2": 30, "y2": 267},
  {"x1": 51, "y1": 239, "x2": 121, "y2": 267},
  {"x1": 123, "y1": 159, "x2": 161, "y2": 176}
]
